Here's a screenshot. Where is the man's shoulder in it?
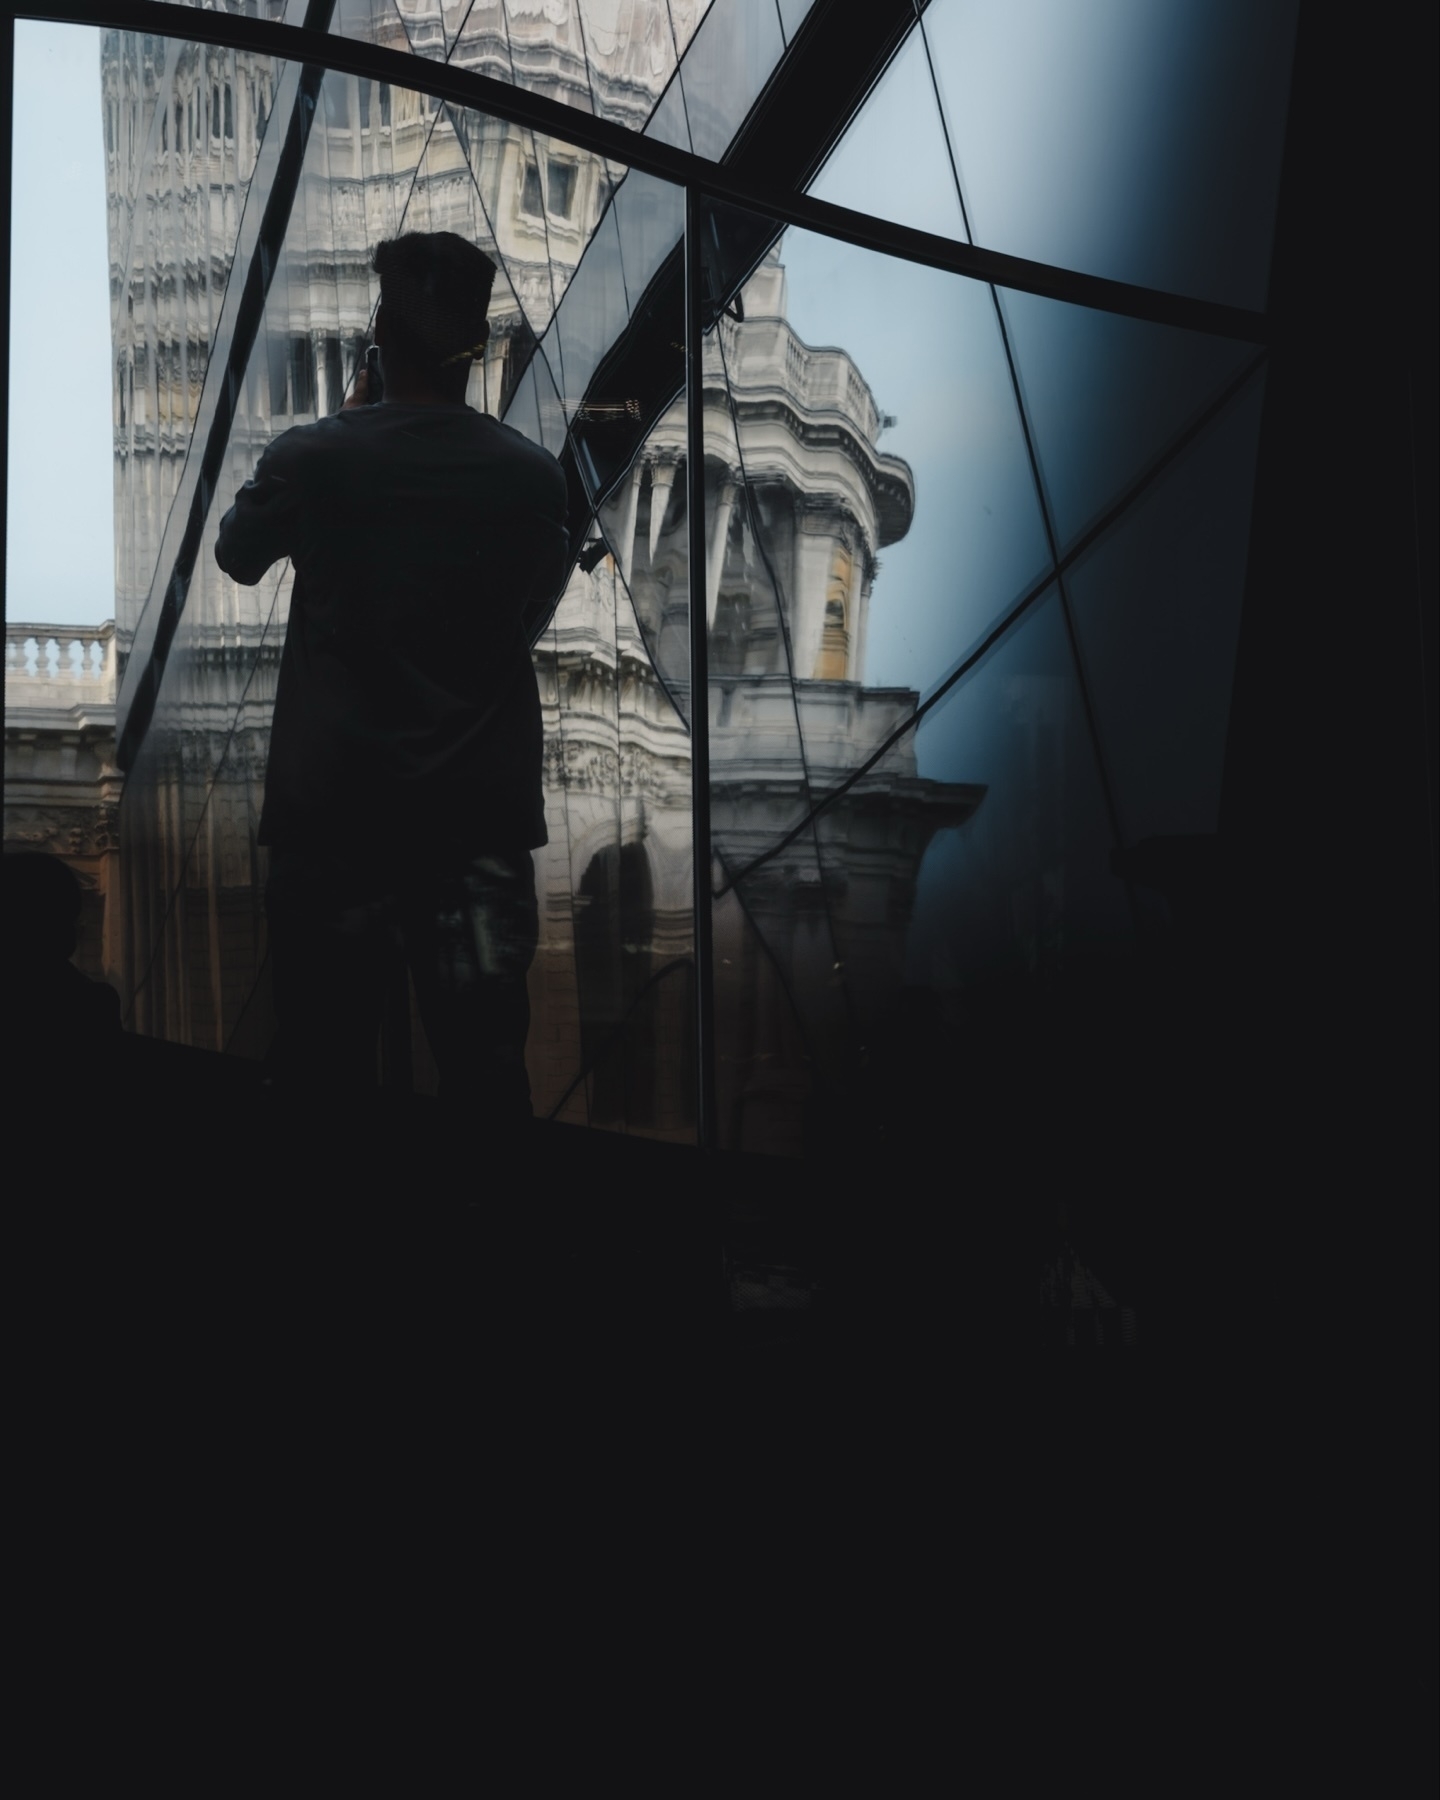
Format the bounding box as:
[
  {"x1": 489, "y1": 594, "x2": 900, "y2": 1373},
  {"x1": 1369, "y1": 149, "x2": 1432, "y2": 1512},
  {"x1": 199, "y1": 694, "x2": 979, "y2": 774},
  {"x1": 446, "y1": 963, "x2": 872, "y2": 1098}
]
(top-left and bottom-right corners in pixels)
[
  {"x1": 256, "y1": 407, "x2": 566, "y2": 516},
  {"x1": 472, "y1": 413, "x2": 564, "y2": 475},
  {"x1": 254, "y1": 415, "x2": 340, "y2": 472},
  {"x1": 465, "y1": 413, "x2": 567, "y2": 510}
]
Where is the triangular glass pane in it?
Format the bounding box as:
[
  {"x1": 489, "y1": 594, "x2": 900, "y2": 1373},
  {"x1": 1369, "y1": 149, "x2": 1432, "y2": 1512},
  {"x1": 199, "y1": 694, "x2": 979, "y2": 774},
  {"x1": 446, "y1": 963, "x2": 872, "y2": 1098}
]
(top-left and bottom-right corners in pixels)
[
  {"x1": 999, "y1": 287, "x2": 1260, "y2": 555},
  {"x1": 807, "y1": 26, "x2": 967, "y2": 242},
  {"x1": 551, "y1": 202, "x2": 632, "y2": 418},
  {"x1": 672, "y1": 0, "x2": 785, "y2": 164},
  {"x1": 1065, "y1": 370, "x2": 1267, "y2": 843},
  {"x1": 643, "y1": 68, "x2": 692, "y2": 153},
  {"x1": 777, "y1": 0, "x2": 817, "y2": 42},
  {"x1": 611, "y1": 167, "x2": 686, "y2": 308}
]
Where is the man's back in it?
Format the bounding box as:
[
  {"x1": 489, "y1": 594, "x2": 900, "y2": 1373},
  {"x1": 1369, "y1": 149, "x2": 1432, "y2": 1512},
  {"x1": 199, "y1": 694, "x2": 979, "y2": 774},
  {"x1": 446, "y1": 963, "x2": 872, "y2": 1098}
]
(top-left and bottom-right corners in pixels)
[{"x1": 216, "y1": 401, "x2": 569, "y2": 854}]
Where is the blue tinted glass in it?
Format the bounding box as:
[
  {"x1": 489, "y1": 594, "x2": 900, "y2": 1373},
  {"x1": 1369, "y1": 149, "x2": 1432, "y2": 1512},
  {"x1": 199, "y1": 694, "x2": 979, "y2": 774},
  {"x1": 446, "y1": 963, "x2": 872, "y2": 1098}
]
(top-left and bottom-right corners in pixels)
[
  {"x1": 922, "y1": 0, "x2": 1298, "y2": 308},
  {"x1": 807, "y1": 23, "x2": 966, "y2": 241},
  {"x1": 904, "y1": 585, "x2": 1132, "y2": 998},
  {"x1": 998, "y1": 288, "x2": 1260, "y2": 555},
  {"x1": 1066, "y1": 371, "x2": 1267, "y2": 843},
  {"x1": 705, "y1": 222, "x2": 1051, "y2": 861}
]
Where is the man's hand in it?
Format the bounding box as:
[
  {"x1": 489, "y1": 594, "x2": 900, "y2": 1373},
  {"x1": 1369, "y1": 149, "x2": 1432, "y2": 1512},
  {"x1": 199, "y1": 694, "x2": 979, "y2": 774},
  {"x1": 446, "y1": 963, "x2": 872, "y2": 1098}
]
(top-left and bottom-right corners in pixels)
[{"x1": 342, "y1": 368, "x2": 371, "y2": 410}]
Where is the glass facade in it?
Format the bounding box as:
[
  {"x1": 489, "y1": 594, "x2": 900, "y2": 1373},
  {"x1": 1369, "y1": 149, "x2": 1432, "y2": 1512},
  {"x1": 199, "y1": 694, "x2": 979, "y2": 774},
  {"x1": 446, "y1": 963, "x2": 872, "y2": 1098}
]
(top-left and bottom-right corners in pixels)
[{"x1": 79, "y1": 1, "x2": 1293, "y2": 1155}]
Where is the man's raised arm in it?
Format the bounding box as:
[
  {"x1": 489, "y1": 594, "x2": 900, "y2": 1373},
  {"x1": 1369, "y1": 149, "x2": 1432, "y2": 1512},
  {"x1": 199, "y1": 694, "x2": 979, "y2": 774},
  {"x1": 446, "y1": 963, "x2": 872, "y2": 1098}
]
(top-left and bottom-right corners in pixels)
[{"x1": 215, "y1": 436, "x2": 303, "y2": 586}]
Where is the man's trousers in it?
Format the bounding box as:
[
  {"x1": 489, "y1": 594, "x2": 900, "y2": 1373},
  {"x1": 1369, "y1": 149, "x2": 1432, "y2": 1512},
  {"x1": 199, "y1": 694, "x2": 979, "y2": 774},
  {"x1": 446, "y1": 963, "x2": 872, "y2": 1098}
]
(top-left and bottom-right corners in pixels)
[{"x1": 264, "y1": 842, "x2": 539, "y2": 1121}]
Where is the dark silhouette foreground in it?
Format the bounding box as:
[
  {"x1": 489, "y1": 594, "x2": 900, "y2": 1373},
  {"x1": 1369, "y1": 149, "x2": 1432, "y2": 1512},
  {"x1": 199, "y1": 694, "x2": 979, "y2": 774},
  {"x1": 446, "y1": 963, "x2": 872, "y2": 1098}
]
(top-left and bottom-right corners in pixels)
[{"x1": 215, "y1": 231, "x2": 568, "y2": 1113}]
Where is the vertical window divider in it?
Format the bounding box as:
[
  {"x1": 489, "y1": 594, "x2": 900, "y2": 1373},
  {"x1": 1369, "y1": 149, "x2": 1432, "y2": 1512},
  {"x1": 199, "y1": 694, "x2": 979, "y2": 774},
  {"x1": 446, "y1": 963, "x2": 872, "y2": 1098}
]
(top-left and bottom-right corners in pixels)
[{"x1": 685, "y1": 185, "x2": 717, "y2": 1152}]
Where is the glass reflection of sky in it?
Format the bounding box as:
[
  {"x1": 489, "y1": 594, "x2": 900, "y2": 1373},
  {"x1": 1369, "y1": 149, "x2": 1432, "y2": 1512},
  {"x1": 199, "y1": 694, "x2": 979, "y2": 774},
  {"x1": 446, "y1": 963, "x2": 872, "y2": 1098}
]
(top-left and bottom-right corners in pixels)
[
  {"x1": 807, "y1": 24, "x2": 967, "y2": 242},
  {"x1": 777, "y1": 228, "x2": 1050, "y2": 725},
  {"x1": 922, "y1": 0, "x2": 1298, "y2": 310}
]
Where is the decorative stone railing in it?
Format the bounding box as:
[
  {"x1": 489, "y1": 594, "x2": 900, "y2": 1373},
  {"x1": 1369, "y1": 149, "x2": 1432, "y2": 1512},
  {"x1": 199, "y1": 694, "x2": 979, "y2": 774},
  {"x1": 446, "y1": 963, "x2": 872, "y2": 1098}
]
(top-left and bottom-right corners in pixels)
[
  {"x1": 5, "y1": 623, "x2": 118, "y2": 706},
  {"x1": 707, "y1": 316, "x2": 882, "y2": 448}
]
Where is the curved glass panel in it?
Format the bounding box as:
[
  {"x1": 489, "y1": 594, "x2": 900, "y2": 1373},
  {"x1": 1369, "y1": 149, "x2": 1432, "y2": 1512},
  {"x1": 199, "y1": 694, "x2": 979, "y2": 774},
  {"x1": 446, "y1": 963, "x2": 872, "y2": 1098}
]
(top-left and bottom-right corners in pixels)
[
  {"x1": 921, "y1": 0, "x2": 1298, "y2": 309},
  {"x1": 700, "y1": 197, "x2": 1266, "y2": 1154}
]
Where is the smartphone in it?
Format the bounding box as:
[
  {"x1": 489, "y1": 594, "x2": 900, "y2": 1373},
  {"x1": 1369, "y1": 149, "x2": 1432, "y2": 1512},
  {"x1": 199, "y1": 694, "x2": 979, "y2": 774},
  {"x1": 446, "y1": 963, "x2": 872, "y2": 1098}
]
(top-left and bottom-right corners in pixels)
[{"x1": 364, "y1": 343, "x2": 384, "y2": 405}]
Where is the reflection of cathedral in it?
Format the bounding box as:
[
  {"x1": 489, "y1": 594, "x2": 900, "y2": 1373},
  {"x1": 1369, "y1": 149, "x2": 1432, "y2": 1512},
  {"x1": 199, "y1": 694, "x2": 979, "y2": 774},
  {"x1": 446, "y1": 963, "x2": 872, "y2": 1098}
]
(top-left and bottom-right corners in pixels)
[
  {"x1": 516, "y1": 246, "x2": 982, "y2": 1147},
  {"x1": 82, "y1": 22, "x2": 980, "y2": 1153},
  {"x1": 573, "y1": 251, "x2": 982, "y2": 1147}
]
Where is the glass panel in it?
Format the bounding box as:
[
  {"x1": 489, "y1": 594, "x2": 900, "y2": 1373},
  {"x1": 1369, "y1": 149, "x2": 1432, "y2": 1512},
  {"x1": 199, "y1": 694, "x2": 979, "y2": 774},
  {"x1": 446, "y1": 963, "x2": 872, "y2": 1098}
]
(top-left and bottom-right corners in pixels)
[
  {"x1": 595, "y1": 420, "x2": 693, "y2": 725},
  {"x1": 700, "y1": 194, "x2": 1265, "y2": 1155},
  {"x1": 921, "y1": 0, "x2": 1298, "y2": 309},
  {"x1": 529, "y1": 547, "x2": 695, "y2": 1137},
  {"x1": 703, "y1": 204, "x2": 1051, "y2": 863},
  {"x1": 903, "y1": 588, "x2": 1132, "y2": 991},
  {"x1": 334, "y1": 0, "x2": 711, "y2": 141},
  {"x1": 101, "y1": 25, "x2": 693, "y2": 1137},
  {"x1": 998, "y1": 288, "x2": 1261, "y2": 556},
  {"x1": 718, "y1": 582, "x2": 1134, "y2": 1158},
  {"x1": 807, "y1": 21, "x2": 967, "y2": 241},
  {"x1": 1066, "y1": 371, "x2": 1267, "y2": 844},
  {"x1": 665, "y1": 0, "x2": 785, "y2": 164},
  {"x1": 112, "y1": 31, "x2": 294, "y2": 723},
  {"x1": 776, "y1": 0, "x2": 816, "y2": 42}
]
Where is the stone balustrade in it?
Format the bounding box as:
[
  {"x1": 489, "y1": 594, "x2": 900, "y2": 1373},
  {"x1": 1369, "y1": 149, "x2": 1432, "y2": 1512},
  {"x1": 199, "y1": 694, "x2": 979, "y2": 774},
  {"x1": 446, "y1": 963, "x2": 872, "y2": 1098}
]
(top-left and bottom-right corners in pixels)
[{"x1": 5, "y1": 623, "x2": 118, "y2": 704}]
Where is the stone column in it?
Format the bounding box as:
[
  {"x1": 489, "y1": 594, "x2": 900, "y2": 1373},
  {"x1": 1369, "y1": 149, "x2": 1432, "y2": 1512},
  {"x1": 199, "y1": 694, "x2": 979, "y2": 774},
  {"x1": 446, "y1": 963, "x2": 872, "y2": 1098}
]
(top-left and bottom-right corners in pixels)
[
  {"x1": 615, "y1": 458, "x2": 644, "y2": 587},
  {"x1": 647, "y1": 455, "x2": 677, "y2": 562},
  {"x1": 706, "y1": 468, "x2": 740, "y2": 633}
]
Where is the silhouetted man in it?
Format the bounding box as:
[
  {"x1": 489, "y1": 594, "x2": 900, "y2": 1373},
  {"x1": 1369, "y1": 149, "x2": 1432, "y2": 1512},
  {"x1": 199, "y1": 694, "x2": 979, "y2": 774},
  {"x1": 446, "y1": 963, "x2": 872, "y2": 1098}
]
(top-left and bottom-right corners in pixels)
[{"x1": 215, "y1": 232, "x2": 569, "y2": 1121}]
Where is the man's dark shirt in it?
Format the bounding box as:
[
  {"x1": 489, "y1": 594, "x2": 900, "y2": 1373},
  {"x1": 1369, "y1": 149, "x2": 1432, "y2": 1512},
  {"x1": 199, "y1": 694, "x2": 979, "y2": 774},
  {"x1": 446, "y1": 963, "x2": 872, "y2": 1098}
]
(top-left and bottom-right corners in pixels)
[{"x1": 215, "y1": 403, "x2": 569, "y2": 854}]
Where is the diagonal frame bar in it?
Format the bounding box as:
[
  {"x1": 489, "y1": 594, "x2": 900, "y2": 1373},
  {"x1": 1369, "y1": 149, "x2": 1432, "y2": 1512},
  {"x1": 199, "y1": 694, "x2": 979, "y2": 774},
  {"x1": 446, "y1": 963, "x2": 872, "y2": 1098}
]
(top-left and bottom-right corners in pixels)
[{"x1": 685, "y1": 186, "x2": 718, "y2": 1151}]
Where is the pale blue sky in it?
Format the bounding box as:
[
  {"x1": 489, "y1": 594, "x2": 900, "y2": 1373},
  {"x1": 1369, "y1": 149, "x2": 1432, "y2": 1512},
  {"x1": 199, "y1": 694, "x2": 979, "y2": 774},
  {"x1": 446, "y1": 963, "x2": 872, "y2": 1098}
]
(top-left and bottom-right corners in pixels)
[{"x1": 6, "y1": 21, "x2": 114, "y2": 628}]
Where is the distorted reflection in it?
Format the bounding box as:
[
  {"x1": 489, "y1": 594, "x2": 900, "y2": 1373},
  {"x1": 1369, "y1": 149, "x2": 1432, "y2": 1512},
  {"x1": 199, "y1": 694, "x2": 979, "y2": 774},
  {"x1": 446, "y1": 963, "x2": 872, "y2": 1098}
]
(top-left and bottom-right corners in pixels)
[
  {"x1": 108, "y1": 25, "x2": 702, "y2": 1131},
  {"x1": 98, "y1": 14, "x2": 1271, "y2": 1156}
]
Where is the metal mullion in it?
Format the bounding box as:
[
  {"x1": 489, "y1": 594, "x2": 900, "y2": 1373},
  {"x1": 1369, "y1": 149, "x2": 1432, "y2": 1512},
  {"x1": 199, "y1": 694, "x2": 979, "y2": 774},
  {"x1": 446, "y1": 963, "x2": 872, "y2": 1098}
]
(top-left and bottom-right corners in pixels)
[
  {"x1": 685, "y1": 187, "x2": 716, "y2": 1152},
  {"x1": 0, "y1": 13, "x2": 12, "y2": 639},
  {"x1": 27, "y1": 1, "x2": 1269, "y2": 345}
]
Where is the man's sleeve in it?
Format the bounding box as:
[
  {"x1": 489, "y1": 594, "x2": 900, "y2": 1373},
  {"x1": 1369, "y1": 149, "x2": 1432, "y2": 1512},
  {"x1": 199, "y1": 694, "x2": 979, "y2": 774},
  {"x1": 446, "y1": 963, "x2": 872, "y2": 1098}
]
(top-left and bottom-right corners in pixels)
[
  {"x1": 522, "y1": 456, "x2": 572, "y2": 596},
  {"x1": 214, "y1": 432, "x2": 305, "y2": 586}
]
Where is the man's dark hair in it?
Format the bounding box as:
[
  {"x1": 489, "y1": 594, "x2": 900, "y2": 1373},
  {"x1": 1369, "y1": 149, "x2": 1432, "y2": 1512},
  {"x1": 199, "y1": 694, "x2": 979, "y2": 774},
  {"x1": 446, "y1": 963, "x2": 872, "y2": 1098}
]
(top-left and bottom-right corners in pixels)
[{"x1": 373, "y1": 232, "x2": 498, "y2": 368}]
